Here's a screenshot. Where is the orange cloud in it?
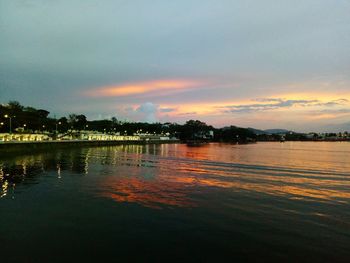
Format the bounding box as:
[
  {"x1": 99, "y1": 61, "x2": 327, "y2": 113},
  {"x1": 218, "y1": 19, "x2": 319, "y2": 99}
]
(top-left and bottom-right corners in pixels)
[
  {"x1": 85, "y1": 79, "x2": 201, "y2": 97},
  {"x1": 149, "y1": 93, "x2": 350, "y2": 124}
]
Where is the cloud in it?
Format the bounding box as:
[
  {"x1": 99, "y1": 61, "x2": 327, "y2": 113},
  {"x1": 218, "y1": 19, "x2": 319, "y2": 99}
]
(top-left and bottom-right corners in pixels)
[
  {"x1": 114, "y1": 102, "x2": 180, "y2": 123},
  {"x1": 177, "y1": 112, "x2": 197, "y2": 116},
  {"x1": 309, "y1": 108, "x2": 350, "y2": 115},
  {"x1": 136, "y1": 102, "x2": 159, "y2": 122},
  {"x1": 325, "y1": 109, "x2": 350, "y2": 114},
  {"x1": 1, "y1": 1, "x2": 350, "y2": 132},
  {"x1": 84, "y1": 79, "x2": 201, "y2": 98},
  {"x1": 159, "y1": 107, "x2": 176, "y2": 113},
  {"x1": 220, "y1": 98, "x2": 350, "y2": 113},
  {"x1": 315, "y1": 99, "x2": 349, "y2": 107},
  {"x1": 221, "y1": 99, "x2": 317, "y2": 113},
  {"x1": 254, "y1": 98, "x2": 284, "y2": 103}
]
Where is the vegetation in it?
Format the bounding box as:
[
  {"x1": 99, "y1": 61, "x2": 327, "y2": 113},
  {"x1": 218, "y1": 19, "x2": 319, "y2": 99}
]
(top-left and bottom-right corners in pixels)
[
  {"x1": 7, "y1": 101, "x2": 347, "y2": 142},
  {"x1": 0, "y1": 101, "x2": 257, "y2": 142},
  {"x1": 214, "y1": 126, "x2": 256, "y2": 142}
]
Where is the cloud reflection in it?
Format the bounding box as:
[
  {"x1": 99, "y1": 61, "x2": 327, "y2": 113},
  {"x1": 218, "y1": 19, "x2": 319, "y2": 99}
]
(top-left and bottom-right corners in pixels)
[
  {"x1": 99, "y1": 176, "x2": 194, "y2": 209},
  {"x1": 1, "y1": 143, "x2": 350, "y2": 208}
]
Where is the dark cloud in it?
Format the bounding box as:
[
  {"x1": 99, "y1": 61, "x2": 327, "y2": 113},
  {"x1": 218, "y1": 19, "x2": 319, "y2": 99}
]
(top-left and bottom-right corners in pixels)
[
  {"x1": 178, "y1": 112, "x2": 197, "y2": 116},
  {"x1": 311, "y1": 108, "x2": 350, "y2": 114},
  {"x1": 254, "y1": 98, "x2": 284, "y2": 103},
  {"x1": 159, "y1": 107, "x2": 176, "y2": 113},
  {"x1": 315, "y1": 99, "x2": 349, "y2": 107},
  {"x1": 1, "y1": 1, "x2": 350, "y2": 131},
  {"x1": 221, "y1": 98, "x2": 349, "y2": 113}
]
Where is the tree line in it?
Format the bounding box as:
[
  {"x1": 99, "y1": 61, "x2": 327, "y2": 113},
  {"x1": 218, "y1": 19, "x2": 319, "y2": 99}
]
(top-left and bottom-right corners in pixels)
[{"x1": 0, "y1": 101, "x2": 256, "y2": 142}]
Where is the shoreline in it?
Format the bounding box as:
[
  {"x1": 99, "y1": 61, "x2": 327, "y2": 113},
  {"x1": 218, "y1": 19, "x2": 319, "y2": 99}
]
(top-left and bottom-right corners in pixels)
[
  {"x1": 1, "y1": 139, "x2": 348, "y2": 156},
  {"x1": 0, "y1": 139, "x2": 180, "y2": 155}
]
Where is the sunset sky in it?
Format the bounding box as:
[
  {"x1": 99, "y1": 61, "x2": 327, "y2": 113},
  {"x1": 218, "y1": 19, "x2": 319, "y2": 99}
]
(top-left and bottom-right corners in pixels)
[{"x1": 1, "y1": 0, "x2": 350, "y2": 132}]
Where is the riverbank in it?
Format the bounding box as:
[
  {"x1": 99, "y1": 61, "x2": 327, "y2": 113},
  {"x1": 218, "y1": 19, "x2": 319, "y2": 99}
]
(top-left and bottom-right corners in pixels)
[{"x1": 0, "y1": 139, "x2": 180, "y2": 155}]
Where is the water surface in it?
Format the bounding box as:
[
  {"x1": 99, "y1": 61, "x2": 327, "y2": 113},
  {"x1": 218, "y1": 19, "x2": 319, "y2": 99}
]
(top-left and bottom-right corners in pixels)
[{"x1": 1, "y1": 142, "x2": 350, "y2": 262}]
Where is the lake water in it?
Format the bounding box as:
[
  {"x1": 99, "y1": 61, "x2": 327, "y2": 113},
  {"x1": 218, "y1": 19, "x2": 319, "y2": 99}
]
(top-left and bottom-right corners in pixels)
[{"x1": 1, "y1": 142, "x2": 350, "y2": 262}]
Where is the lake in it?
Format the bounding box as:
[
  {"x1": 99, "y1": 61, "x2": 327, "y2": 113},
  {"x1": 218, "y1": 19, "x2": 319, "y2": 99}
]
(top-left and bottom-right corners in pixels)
[{"x1": 1, "y1": 142, "x2": 350, "y2": 262}]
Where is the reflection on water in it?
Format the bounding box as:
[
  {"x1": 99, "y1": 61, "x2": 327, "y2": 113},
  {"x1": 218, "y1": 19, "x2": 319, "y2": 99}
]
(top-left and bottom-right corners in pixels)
[
  {"x1": 1, "y1": 142, "x2": 350, "y2": 261},
  {"x1": 1, "y1": 143, "x2": 350, "y2": 206},
  {"x1": 100, "y1": 177, "x2": 193, "y2": 209}
]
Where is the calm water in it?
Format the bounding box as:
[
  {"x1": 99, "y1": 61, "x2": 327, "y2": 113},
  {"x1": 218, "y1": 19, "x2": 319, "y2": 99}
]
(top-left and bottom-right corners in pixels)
[{"x1": 1, "y1": 142, "x2": 350, "y2": 262}]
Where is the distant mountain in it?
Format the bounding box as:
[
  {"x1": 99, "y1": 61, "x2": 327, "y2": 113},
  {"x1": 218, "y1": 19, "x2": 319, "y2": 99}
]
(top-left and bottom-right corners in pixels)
[
  {"x1": 247, "y1": 128, "x2": 266, "y2": 135},
  {"x1": 246, "y1": 124, "x2": 350, "y2": 135},
  {"x1": 263, "y1": 129, "x2": 291, "y2": 134},
  {"x1": 247, "y1": 128, "x2": 292, "y2": 135}
]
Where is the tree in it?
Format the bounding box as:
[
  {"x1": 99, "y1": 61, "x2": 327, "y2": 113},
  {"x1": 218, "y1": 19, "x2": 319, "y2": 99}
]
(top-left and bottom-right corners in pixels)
[
  {"x1": 75, "y1": 115, "x2": 87, "y2": 130},
  {"x1": 215, "y1": 126, "x2": 256, "y2": 142},
  {"x1": 37, "y1": 109, "x2": 50, "y2": 118},
  {"x1": 111, "y1": 117, "x2": 118, "y2": 124},
  {"x1": 68, "y1": 114, "x2": 77, "y2": 129},
  {"x1": 57, "y1": 117, "x2": 68, "y2": 132},
  {"x1": 180, "y1": 120, "x2": 211, "y2": 140},
  {"x1": 8, "y1": 101, "x2": 24, "y2": 111}
]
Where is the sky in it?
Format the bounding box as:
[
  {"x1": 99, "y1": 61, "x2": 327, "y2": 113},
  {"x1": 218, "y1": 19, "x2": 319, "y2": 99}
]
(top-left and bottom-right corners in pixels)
[{"x1": 1, "y1": 0, "x2": 350, "y2": 132}]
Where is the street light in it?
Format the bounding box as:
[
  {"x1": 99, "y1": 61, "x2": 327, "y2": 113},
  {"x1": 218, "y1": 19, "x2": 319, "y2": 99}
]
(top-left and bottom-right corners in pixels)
[
  {"x1": 4, "y1": 114, "x2": 15, "y2": 134},
  {"x1": 56, "y1": 121, "x2": 61, "y2": 134}
]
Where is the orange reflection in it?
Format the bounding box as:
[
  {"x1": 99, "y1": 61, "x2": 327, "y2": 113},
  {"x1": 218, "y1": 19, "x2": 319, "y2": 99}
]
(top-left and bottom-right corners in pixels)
[
  {"x1": 99, "y1": 176, "x2": 194, "y2": 209},
  {"x1": 169, "y1": 164, "x2": 350, "y2": 202},
  {"x1": 158, "y1": 143, "x2": 350, "y2": 203},
  {"x1": 3, "y1": 142, "x2": 349, "y2": 208}
]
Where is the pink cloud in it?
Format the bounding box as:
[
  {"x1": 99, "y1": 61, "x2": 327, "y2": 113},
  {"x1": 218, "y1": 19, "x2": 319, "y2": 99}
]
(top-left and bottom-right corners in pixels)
[{"x1": 84, "y1": 79, "x2": 202, "y2": 98}]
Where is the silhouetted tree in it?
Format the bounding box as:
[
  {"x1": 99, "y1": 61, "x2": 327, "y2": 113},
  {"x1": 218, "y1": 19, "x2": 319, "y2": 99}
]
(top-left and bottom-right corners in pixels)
[
  {"x1": 75, "y1": 115, "x2": 87, "y2": 130},
  {"x1": 179, "y1": 120, "x2": 211, "y2": 140},
  {"x1": 8, "y1": 101, "x2": 24, "y2": 111}
]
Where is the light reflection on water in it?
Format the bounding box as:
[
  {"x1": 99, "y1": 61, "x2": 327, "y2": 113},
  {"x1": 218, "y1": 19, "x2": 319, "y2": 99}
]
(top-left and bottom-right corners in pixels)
[
  {"x1": 1, "y1": 143, "x2": 350, "y2": 205},
  {"x1": 1, "y1": 142, "x2": 350, "y2": 261}
]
